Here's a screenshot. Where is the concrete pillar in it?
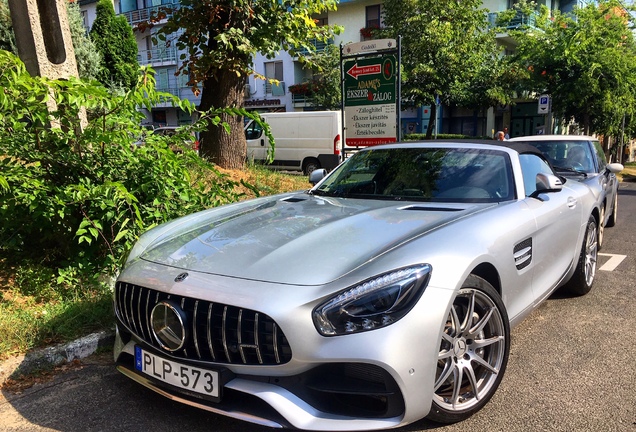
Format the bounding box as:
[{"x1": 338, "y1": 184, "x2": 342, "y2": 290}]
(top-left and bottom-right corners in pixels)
[
  {"x1": 8, "y1": 0, "x2": 86, "y2": 129},
  {"x1": 486, "y1": 106, "x2": 495, "y2": 138},
  {"x1": 8, "y1": 0, "x2": 80, "y2": 79}
]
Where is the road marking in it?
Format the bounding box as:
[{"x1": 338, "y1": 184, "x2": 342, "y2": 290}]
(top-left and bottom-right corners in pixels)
[{"x1": 598, "y1": 253, "x2": 627, "y2": 271}]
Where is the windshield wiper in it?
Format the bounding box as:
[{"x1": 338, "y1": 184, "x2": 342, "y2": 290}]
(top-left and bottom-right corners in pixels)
[{"x1": 553, "y1": 166, "x2": 588, "y2": 177}]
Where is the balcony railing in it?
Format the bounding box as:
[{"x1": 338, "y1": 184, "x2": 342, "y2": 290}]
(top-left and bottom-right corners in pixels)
[
  {"x1": 121, "y1": 1, "x2": 180, "y2": 26},
  {"x1": 488, "y1": 10, "x2": 538, "y2": 30},
  {"x1": 296, "y1": 38, "x2": 334, "y2": 57},
  {"x1": 137, "y1": 47, "x2": 177, "y2": 65},
  {"x1": 291, "y1": 93, "x2": 315, "y2": 107}
]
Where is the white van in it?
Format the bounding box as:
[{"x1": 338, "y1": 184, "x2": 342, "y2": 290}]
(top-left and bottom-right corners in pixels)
[{"x1": 244, "y1": 111, "x2": 342, "y2": 175}]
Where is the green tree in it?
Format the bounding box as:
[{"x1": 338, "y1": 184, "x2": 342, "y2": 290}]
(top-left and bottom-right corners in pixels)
[
  {"x1": 0, "y1": 50, "x2": 258, "y2": 287},
  {"x1": 0, "y1": 0, "x2": 15, "y2": 53},
  {"x1": 90, "y1": 0, "x2": 138, "y2": 90},
  {"x1": 305, "y1": 44, "x2": 342, "y2": 111},
  {"x1": 67, "y1": 1, "x2": 101, "y2": 81},
  {"x1": 381, "y1": 0, "x2": 507, "y2": 138},
  {"x1": 147, "y1": 0, "x2": 341, "y2": 169},
  {"x1": 510, "y1": 0, "x2": 636, "y2": 137}
]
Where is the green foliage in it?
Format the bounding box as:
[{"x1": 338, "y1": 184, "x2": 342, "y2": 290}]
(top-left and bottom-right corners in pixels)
[
  {"x1": 67, "y1": 1, "x2": 101, "y2": 81},
  {"x1": 380, "y1": 0, "x2": 509, "y2": 137},
  {"x1": 0, "y1": 0, "x2": 15, "y2": 53},
  {"x1": 0, "y1": 50, "x2": 252, "y2": 290},
  {"x1": 300, "y1": 44, "x2": 342, "y2": 111},
  {"x1": 510, "y1": 0, "x2": 636, "y2": 137},
  {"x1": 90, "y1": 0, "x2": 138, "y2": 90}
]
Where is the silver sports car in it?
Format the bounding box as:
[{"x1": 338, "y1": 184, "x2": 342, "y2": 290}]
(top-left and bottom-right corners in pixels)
[{"x1": 114, "y1": 141, "x2": 599, "y2": 430}]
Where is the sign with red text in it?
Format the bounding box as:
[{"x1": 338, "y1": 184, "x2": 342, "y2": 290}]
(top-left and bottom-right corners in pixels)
[{"x1": 342, "y1": 53, "x2": 397, "y2": 147}]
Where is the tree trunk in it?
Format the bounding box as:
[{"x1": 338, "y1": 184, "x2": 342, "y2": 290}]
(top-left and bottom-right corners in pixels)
[
  {"x1": 582, "y1": 113, "x2": 591, "y2": 136},
  {"x1": 198, "y1": 69, "x2": 246, "y2": 169},
  {"x1": 425, "y1": 104, "x2": 437, "y2": 139}
]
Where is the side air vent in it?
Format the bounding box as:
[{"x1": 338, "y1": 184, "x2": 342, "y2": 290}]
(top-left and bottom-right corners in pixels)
[{"x1": 513, "y1": 238, "x2": 532, "y2": 270}]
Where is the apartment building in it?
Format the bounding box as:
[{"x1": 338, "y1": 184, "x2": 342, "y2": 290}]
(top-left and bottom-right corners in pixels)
[{"x1": 79, "y1": 0, "x2": 586, "y2": 137}]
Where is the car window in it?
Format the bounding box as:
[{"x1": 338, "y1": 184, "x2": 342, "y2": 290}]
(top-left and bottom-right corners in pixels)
[
  {"x1": 314, "y1": 147, "x2": 515, "y2": 203},
  {"x1": 592, "y1": 140, "x2": 607, "y2": 171},
  {"x1": 156, "y1": 128, "x2": 177, "y2": 137},
  {"x1": 245, "y1": 121, "x2": 263, "y2": 140},
  {"x1": 527, "y1": 140, "x2": 595, "y2": 174},
  {"x1": 519, "y1": 154, "x2": 554, "y2": 197}
]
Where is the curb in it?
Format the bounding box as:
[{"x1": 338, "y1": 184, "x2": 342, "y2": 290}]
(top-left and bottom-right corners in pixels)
[{"x1": 1, "y1": 330, "x2": 115, "y2": 385}]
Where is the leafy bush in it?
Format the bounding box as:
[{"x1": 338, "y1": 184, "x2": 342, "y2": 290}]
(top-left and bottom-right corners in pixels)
[{"x1": 0, "y1": 50, "x2": 252, "y2": 295}]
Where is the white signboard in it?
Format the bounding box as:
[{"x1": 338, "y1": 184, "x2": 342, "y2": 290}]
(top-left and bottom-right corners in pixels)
[
  {"x1": 342, "y1": 39, "x2": 397, "y2": 56},
  {"x1": 345, "y1": 104, "x2": 397, "y2": 147}
]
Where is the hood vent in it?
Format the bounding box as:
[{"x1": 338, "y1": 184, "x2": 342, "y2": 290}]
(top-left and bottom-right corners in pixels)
[
  {"x1": 399, "y1": 205, "x2": 463, "y2": 212},
  {"x1": 280, "y1": 196, "x2": 307, "y2": 203}
]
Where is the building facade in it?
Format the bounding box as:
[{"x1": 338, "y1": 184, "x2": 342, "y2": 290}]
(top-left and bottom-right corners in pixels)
[{"x1": 79, "y1": 0, "x2": 588, "y2": 138}]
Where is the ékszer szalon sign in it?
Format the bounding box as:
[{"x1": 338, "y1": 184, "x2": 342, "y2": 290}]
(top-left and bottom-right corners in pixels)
[{"x1": 342, "y1": 39, "x2": 398, "y2": 147}]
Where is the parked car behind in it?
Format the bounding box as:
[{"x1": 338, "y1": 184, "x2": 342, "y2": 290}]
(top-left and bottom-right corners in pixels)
[
  {"x1": 509, "y1": 135, "x2": 622, "y2": 249},
  {"x1": 135, "y1": 125, "x2": 199, "y2": 154},
  {"x1": 114, "y1": 140, "x2": 599, "y2": 430}
]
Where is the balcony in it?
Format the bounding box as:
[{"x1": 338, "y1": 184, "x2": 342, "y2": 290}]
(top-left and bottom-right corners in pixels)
[
  {"x1": 120, "y1": 1, "x2": 180, "y2": 27},
  {"x1": 488, "y1": 10, "x2": 538, "y2": 31},
  {"x1": 137, "y1": 47, "x2": 177, "y2": 66},
  {"x1": 295, "y1": 38, "x2": 334, "y2": 57},
  {"x1": 291, "y1": 93, "x2": 315, "y2": 108}
]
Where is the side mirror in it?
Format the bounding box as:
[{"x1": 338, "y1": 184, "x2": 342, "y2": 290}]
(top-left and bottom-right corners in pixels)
[
  {"x1": 530, "y1": 173, "x2": 563, "y2": 199},
  {"x1": 309, "y1": 168, "x2": 328, "y2": 185},
  {"x1": 606, "y1": 163, "x2": 624, "y2": 174}
]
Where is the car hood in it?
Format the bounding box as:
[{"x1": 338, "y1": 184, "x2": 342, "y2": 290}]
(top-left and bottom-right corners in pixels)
[{"x1": 137, "y1": 193, "x2": 494, "y2": 285}]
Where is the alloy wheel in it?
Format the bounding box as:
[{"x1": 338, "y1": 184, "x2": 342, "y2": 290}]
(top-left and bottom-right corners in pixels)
[{"x1": 433, "y1": 287, "x2": 507, "y2": 413}]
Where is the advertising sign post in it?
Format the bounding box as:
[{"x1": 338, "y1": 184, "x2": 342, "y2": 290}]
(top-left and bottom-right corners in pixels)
[{"x1": 341, "y1": 38, "x2": 401, "y2": 153}]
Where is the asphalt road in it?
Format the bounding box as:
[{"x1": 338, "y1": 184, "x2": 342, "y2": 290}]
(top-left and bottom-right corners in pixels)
[{"x1": 2, "y1": 183, "x2": 636, "y2": 432}]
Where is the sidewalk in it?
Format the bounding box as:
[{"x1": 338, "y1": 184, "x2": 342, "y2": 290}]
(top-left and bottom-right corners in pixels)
[{"x1": 0, "y1": 330, "x2": 114, "y2": 387}]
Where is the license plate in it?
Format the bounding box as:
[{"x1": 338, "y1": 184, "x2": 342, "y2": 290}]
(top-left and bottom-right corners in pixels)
[{"x1": 135, "y1": 346, "x2": 220, "y2": 399}]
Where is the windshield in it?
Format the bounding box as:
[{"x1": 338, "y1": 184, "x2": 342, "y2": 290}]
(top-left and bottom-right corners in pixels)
[
  {"x1": 313, "y1": 147, "x2": 515, "y2": 203},
  {"x1": 524, "y1": 140, "x2": 596, "y2": 174}
]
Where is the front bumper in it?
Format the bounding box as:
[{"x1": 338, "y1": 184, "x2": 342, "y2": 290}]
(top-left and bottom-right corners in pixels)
[
  {"x1": 115, "y1": 326, "x2": 406, "y2": 430},
  {"x1": 112, "y1": 270, "x2": 454, "y2": 430}
]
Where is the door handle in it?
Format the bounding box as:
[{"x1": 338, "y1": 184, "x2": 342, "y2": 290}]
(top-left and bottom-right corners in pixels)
[
  {"x1": 567, "y1": 197, "x2": 577, "y2": 208},
  {"x1": 260, "y1": 139, "x2": 265, "y2": 146}
]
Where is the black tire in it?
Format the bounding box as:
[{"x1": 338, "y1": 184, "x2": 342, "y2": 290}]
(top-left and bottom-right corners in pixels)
[
  {"x1": 606, "y1": 192, "x2": 618, "y2": 228},
  {"x1": 427, "y1": 275, "x2": 510, "y2": 424},
  {"x1": 303, "y1": 158, "x2": 320, "y2": 176},
  {"x1": 564, "y1": 214, "x2": 598, "y2": 296}
]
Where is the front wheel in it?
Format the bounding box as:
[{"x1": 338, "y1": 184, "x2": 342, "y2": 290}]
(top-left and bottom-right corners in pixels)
[
  {"x1": 564, "y1": 214, "x2": 598, "y2": 296},
  {"x1": 428, "y1": 275, "x2": 510, "y2": 424}
]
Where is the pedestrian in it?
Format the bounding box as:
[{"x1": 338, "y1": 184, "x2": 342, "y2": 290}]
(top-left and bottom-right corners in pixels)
[
  {"x1": 503, "y1": 127, "x2": 510, "y2": 140},
  {"x1": 496, "y1": 131, "x2": 505, "y2": 141}
]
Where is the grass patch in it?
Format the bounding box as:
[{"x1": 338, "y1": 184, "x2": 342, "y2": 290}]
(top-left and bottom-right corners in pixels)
[
  {"x1": 0, "y1": 165, "x2": 311, "y2": 360},
  {"x1": 619, "y1": 162, "x2": 636, "y2": 182},
  {"x1": 0, "y1": 290, "x2": 113, "y2": 359}
]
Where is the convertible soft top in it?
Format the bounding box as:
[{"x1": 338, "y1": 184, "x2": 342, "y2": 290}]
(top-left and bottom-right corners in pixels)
[{"x1": 406, "y1": 138, "x2": 548, "y2": 159}]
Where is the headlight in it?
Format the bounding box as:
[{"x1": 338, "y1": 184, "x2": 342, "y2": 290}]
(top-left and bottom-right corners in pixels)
[{"x1": 313, "y1": 264, "x2": 432, "y2": 336}]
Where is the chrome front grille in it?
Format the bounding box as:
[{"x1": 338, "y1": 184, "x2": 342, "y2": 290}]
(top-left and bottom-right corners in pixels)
[{"x1": 115, "y1": 282, "x2": 292, "y2": 365}]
